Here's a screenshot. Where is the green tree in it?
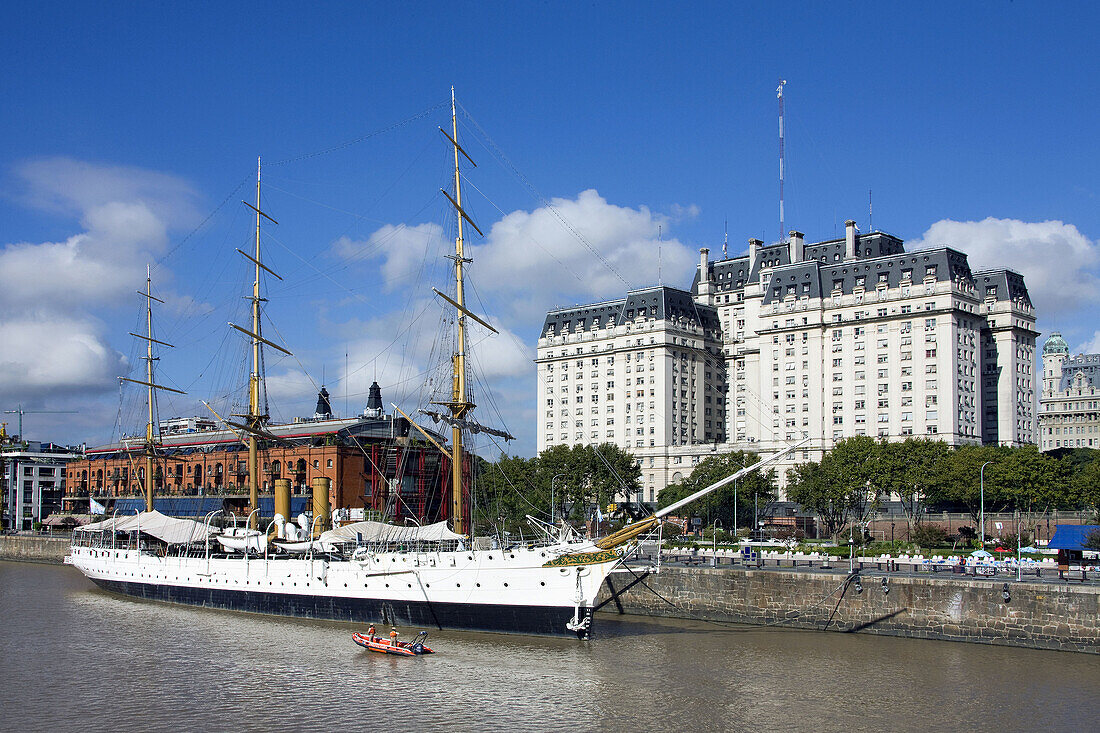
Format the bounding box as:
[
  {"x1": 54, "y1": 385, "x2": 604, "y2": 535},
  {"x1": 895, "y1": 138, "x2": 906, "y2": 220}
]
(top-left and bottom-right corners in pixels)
[
  {"x1": 657, "y1": 451, "x2": 776, "y2": 530},
  {"x1": 877, "y1": 438, "x2": 950, "y2": 534},
  {"x1": 929, "y1": 444, "x2": 1009, "y2": 526},
  {"x1": 786, "y1": 460, "x2": 848, "y2": 539},
  {"x1": 1071, "y1": 457, "x2": 1100, "y2": 522}
]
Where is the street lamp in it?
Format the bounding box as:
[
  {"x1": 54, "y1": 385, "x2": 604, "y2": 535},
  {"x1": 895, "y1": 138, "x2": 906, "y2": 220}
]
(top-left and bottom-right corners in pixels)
[
  {"x1": 550, "y1": 473, "x2": 566, "y2": 525},
  {"x1": 980, "y1": 461, "x2": 992, "y2": 547},
  {"x1": 711, "y1": 519, "x2": 723, "y2": 568}
]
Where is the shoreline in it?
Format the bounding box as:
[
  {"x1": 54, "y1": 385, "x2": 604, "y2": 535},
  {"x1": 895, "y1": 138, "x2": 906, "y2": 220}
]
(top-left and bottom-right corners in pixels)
[{"x1": 4, "y1": 535, "x2": 1096, "y2": 653}]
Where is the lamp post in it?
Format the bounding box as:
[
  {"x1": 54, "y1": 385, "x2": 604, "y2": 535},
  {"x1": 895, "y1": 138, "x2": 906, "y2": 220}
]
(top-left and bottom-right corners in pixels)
[
  {"x1": 711, "y1": 519, "x2": 722, "y2": 568},
  {"x1": 980, "y1": 461, "x2": 992, "y2": 548},
  {"x1": 550, "y1": 473, "x2": 565, "y2": 525}
]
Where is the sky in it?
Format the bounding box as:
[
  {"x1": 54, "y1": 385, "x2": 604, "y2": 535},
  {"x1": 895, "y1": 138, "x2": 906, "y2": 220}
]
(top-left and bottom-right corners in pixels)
[{"x1": 2, "y1": 1, "x2": 1099, "y2": 457}]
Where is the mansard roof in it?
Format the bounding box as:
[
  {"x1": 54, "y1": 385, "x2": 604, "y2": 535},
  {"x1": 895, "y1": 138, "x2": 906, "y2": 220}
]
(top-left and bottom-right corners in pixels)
[
  {"x1": 1059, "y1": 354, "x2": 1100, "y2": 392},
  {"x1": 542, "y1": 285, "x2": 719, "y2": 336},
  {"x1": 973, "y1": 268, "x2": 1033, "y2": 307}
]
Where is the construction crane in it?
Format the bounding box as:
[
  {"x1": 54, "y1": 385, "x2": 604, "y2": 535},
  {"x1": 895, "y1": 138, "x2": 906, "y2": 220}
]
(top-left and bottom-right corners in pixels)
[{"x1": 2, "y1": 406, "x2": 78, "y2": 440}]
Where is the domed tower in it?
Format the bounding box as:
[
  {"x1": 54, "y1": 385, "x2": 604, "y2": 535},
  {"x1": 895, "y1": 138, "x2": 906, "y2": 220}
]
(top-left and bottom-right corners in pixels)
[{"x1": 1042, "y1": 332, "x2": 1070, "y2": 397}]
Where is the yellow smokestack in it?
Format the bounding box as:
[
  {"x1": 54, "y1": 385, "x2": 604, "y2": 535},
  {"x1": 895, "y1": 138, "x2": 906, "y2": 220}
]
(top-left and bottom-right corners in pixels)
[
  {"x1": 311, "y1": 476, "x2": 331, "y2": 536},
  {"x1": 274, "y1": 478, "x2": 291, "y2": 536}
]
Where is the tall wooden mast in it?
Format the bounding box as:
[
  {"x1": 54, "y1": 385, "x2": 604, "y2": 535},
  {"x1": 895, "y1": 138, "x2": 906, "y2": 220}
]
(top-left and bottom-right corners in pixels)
[
  {"x1": 227, "y1": 157, "x2": 288, "y2": 529},
  {"x1": 121, "y1": 265, "x2": 185, "y2": 512},
  {"x1": 248, "y1": 157, "x2": 263, "y2": 528},
  {"x1": 448, "y1": 88, "x2": 470, "y2": 536}
]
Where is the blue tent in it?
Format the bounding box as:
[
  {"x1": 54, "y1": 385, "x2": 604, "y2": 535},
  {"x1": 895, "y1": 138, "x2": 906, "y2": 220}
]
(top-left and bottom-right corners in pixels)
[{"x1": 1047, "y1": 525, "x2": 1100, "y2": 551}]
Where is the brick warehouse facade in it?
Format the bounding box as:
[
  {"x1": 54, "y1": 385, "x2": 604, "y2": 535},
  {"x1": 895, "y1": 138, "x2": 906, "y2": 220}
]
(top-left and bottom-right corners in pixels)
[{"x1": 63, "y1": 399, "x2": 454, "y2": 524}]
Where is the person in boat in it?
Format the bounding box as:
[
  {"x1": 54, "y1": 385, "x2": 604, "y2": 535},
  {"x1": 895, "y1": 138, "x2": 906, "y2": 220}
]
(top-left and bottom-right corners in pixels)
[
  {"x1": 390, "y1": 627, "x2": 399, "y2": 646},
  {"x1": 368, "y1": 624, "x2": 376, "y2": 641}
]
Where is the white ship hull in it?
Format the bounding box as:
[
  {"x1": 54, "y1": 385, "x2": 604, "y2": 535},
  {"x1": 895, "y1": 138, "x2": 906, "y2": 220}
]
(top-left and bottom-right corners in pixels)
[{"x1": 66, "y1": 543, "x2": 621, "y2": 638}]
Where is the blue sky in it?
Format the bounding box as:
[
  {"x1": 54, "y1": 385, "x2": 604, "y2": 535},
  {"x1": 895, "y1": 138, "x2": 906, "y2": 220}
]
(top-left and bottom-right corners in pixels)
[{"x1": 2, "y1": 2, "x2": 1098, "y2": 455}]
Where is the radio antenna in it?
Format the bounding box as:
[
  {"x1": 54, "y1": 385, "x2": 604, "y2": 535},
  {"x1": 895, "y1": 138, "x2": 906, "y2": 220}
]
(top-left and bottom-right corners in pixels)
[{"x1": 777, "y1": 79, "x2": 787, "y2": 243}]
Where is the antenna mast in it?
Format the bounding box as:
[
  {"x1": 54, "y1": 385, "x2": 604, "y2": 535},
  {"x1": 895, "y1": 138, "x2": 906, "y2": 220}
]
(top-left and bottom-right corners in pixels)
[
  {"x1": 777, "y1": 79, "x2": 787, "y2": 243},
  {"x1": 869, "y1": 189, "x2": 873, "y2": 233},
  {"x1": 723, "y1": 220, "x2": 728, "y2": 259},
  {"x1": 657, "y1": 225, "x2": 662, "y2": 286}
]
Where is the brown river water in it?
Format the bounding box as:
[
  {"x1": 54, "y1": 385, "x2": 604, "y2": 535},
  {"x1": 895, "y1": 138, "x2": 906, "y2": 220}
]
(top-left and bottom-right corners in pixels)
[{"x1": 1, "y1": 560, "x2": 1096, "y2": 732}]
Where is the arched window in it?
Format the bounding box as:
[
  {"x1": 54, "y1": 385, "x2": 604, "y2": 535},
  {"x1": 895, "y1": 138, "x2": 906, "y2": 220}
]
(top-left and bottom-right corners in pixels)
[{"x1": 271, "y1": 460, "x2": 281, "y2": 476}]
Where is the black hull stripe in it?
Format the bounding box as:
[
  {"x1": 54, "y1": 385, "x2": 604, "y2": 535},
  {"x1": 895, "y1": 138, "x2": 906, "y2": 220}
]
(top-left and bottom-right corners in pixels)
[{"x1": 90, "y1": 578, "x2": 593, "y2": 638}]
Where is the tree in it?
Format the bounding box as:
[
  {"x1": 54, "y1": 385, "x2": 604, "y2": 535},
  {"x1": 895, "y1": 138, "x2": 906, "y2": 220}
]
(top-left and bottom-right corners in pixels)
[
  {"x1": 1071, "y1": 457, "x2": 1100, "y2": 522},
  {"x1": 929, "y1": 444, "x2": 1009, "y2": 526},
  {"x1": 819, "y1": 436, "x2": 884, "y2": 526},
  {"x1": 786, "y1": 460, "x2": 848, "y2": 539},
  {"x1": 877, "y1": 438, "x2": 949, "y2": 535},
  {"x1": 657, "y1": 451, "x2": 776, "y2": 530},
  {"x1": 999, "y1": 445, "x2": 1069, "y2": 538}
]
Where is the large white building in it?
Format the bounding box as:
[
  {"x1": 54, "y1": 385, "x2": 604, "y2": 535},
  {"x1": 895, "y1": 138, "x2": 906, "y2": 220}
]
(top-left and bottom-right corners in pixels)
[
  {"x1": 536, "y1": 221, "x2": 1039, "y2": 503},
  {"x1": 1038, "y1": 333, "x2": 1100, "y2": 450}
]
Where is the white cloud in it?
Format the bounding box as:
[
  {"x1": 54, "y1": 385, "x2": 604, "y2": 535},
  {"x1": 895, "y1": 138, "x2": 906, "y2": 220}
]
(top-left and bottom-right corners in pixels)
[
  {"x1": 14, "y1": 156, "x2": 200, "y2": 227},
  {"x1": 468, "y1": 189, "x2": 696, "y2": 322},
  {"x1": 909, "y1": 217, "x2": 1100, "y2": 316},
  {"x1": 0, "y1": 158, "x2": 199, "y2": 415},
  {"x1": 331, "y1": 222, "x2": 448, "y2": 290},
  {"x1": 1075, "y1": 331, "x2": 1100, "y2": 355},
  {"x1": 0, "y1": 316, "x2": 125, "y2": 397}
]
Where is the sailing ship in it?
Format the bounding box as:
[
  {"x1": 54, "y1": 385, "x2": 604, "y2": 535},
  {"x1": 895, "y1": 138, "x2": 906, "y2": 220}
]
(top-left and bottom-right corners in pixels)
[{"x1": 67, "y1": 91, "x2": 799, "y2": 638}]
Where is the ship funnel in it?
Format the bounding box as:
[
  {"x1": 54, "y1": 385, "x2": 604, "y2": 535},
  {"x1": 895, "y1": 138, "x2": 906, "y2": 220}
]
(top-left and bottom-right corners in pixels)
[
  {"x1": 311, "y1": 476, "x2": 332, "y2": 536},
  {"x1": 274, "y1": 478, "x2": 292, "y2": 537}
]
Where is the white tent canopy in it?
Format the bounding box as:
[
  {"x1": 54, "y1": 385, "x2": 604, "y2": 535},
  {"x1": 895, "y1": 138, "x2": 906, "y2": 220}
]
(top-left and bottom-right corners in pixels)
[
  {"x1": 319, "y1": 520, "x2": 462, "y2": 545},
  {"x1": 75, "y1": 510, "x2": 215, "y2": 545}
]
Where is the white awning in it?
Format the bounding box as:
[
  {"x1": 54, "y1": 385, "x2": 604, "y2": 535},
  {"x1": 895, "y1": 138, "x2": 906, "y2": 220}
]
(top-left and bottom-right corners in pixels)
[
  {"x1": 75, "y1": 510, "x2": 215, "y2": 545},
  {"x1": 319, "y1": 520, "x2": 462, "y2": 545}
]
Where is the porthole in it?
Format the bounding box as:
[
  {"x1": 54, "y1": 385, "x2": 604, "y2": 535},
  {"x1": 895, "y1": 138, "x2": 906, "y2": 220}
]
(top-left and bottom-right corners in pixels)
[
  {"x1": 503, "y1": 582, "x2": 509, "y2": 587},
  {"x1": 456, "y1": 583, "x2": 460, "y2": 588},
  {"x1": 385, "y1": 583, "x2": 390, "y2": 588},
  {"x1": 476, "y1": 583, "x2": 481, "y2": 587},
  {"x1": 509, "y1": 554, "x2": 515, "y2": 559},
  {"x1": 540, "y1": 582, "x2": 546, "y2": 586},
  {"x1": 407, "y1": 583, "x2": 412, "y2": 588}
]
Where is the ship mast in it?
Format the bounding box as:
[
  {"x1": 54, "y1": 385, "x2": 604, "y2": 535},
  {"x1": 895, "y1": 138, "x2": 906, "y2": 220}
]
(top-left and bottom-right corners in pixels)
[
  {"x1": 248, "y1": 158, "x2": 265, "y2": 528},
  {"x1": 121, "y1": 265, "x2": 185, "y2": 512},
  {"x1": 448, "y1": 89, "x2": 470, "y2": 536},
  {"x1": 226, "y1": 157, "x2": 289, "y2": 529},
  {"x1": 435, "y1": 89, "x2": 504, "y2": 536}
]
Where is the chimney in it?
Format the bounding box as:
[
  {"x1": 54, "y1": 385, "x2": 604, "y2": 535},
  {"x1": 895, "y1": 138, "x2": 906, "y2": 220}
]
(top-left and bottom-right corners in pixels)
[
  {"x1": 845, "y1": 220, "x2": 858, "y2": 260},
  {"x1": 789, "y1": 231, "x2": 804, "y2": 264},
  {"x1": 698, "y1": 247, "x2": 710, "y2": 297},
  {"x1": 748, "y1": 238, "x2": 762, "y2": 271}
]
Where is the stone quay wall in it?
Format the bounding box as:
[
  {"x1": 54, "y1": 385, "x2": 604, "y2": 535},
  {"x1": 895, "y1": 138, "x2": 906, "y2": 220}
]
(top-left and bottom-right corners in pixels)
[
  {"x1": 0, "y1": 535, "x2": 69, "y2": 564},
  {"x1": 597, "y1": 566, "x2": 1100, "y2": 654}
]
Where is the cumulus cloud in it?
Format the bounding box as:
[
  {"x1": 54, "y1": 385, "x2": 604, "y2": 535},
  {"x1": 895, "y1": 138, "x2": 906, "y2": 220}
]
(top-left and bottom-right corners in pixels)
[
  {"x1": 14, "y1": 156, "x2": 201, "y2": 226},
  {"x1": 469, "y1": 189, "x2": 695, "y2": 322},
  {"x1": 331, "y1": 222, "x2": 448, "y2": 290},
  {"x1": 909, "y1": 217, "x2": 1100, "y2": 316},
  {"x1": 0, "y1": 316, "x2": 126, "y2": 397},
  {"x1": 1075, "y1": 332, "x2": 1100, "y2": 355},
  {"x1": 0, "y1": 158, "x2": 199, "y2": 411}
]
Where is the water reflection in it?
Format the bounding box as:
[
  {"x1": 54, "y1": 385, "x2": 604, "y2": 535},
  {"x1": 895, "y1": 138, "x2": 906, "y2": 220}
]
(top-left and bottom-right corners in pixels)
[{"x1": 2, "y1": 561, "x2": 1096, "y2": 733}]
